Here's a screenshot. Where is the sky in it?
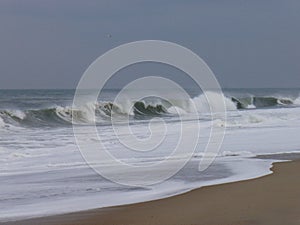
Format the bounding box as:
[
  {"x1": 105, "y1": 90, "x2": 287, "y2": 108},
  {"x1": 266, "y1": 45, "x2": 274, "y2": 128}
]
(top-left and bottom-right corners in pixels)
[{"x1": 0, "y1": 0, "x2": 299, "y2": 89}]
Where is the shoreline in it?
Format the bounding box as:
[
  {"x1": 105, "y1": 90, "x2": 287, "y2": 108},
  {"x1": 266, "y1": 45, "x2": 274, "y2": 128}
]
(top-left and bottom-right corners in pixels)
[{"x1": 3, "y1": 159, "x2": 300, "y2": 225}]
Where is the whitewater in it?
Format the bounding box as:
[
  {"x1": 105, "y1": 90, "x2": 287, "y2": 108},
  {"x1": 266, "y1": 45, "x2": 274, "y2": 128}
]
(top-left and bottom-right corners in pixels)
[{"x1": 0, "y1": 88, "x2": 300, "y2": 221}]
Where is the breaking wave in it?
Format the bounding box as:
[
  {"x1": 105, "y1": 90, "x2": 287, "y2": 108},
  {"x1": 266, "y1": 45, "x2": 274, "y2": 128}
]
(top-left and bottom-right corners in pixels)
[{"x1": 1, "y1": 93, "x2": 299, "y2": 128}]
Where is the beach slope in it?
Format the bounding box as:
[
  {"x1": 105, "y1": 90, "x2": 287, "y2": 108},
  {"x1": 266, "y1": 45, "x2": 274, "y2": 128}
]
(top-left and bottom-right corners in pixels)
[{"x1": 4, "y1": 160, "x2": 300, "y2": 225}]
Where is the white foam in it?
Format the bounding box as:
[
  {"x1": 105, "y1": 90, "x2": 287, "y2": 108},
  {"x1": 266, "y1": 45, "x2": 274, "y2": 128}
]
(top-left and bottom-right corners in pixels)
[
  {"x1": 247, "y1": 104, "x2": 256, "y2": 109},
  {"x1": 167, "y1": 106, "x2": 187, "y2": 115},
  {"x1": 192, "y1": 92, "x2": 236, "y2": 113},
  {"x1": 9, "y1": 110, "x2": 26, "y2": 120},
  {"x1": 295, "y1": 96, "x2": 300, "y2": 105},
  {"x1": 0, "y1": 116, "x2": 5, "y2": 128},
  {"x1": 57, "y1": 103, "x2": 98, "y2": 124},
  {"x1": 1, "y1": 97, "x2": 300, "y2": 222}
]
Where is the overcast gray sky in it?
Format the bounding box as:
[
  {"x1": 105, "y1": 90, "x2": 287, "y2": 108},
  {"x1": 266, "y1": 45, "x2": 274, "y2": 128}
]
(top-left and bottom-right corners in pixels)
[{"x1": 0, "y1": 0, "x2": 299, "y2": 89}]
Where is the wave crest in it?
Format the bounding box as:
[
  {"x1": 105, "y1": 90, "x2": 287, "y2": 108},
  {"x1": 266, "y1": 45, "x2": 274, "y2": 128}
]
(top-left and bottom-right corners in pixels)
[{"x1": 1, "y1": 92, "x2": 298, "y2": 128}]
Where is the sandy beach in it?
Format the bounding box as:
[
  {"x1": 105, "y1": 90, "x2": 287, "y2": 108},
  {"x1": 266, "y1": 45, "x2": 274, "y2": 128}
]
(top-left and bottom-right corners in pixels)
[{"x1": 3, "y1": 159, "x2": 300, "y2": 225}]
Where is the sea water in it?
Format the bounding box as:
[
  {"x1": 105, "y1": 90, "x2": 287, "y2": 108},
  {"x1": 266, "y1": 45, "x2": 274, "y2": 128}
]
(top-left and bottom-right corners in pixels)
[{"x1": 0, "y1": 88, "x2": 300, "y2": 221}]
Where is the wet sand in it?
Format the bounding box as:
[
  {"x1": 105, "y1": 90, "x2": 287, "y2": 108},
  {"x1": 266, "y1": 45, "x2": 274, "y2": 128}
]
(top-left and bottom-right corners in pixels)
[{"x1": 3, "y1": 160, "x2": 300, "y2": 225}]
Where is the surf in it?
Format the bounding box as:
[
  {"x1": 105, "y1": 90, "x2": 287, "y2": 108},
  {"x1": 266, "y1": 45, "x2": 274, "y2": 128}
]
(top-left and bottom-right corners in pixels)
[{"x1": 0, "y1": 92, "x2": 299, "y2": 128}]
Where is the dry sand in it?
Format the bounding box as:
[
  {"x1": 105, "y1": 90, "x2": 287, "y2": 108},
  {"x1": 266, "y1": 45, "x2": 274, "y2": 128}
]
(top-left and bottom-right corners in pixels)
[{"x1": 3, "y1": 160, "x2": 300, "y2": 225}]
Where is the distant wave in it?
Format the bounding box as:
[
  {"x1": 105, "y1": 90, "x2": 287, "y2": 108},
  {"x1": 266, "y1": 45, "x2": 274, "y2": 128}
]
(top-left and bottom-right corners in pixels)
[{"x1": 231, "y1": 96, "x2": 295, "y2": 109}]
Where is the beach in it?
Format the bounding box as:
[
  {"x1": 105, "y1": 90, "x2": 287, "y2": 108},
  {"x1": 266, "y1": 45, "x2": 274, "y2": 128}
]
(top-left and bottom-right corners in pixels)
[
  {"x1": 4, "y1": 159, "x2": 300, "y2": 225},
  {"x1": 1, "y1": 0, "x2": 300, "y2": 223}
]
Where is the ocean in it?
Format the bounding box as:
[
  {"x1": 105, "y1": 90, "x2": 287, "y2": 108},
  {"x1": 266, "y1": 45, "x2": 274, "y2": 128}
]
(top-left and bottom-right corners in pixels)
[{"x1": 0, "y1": 88, "x2": 300, "y2": 221}]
